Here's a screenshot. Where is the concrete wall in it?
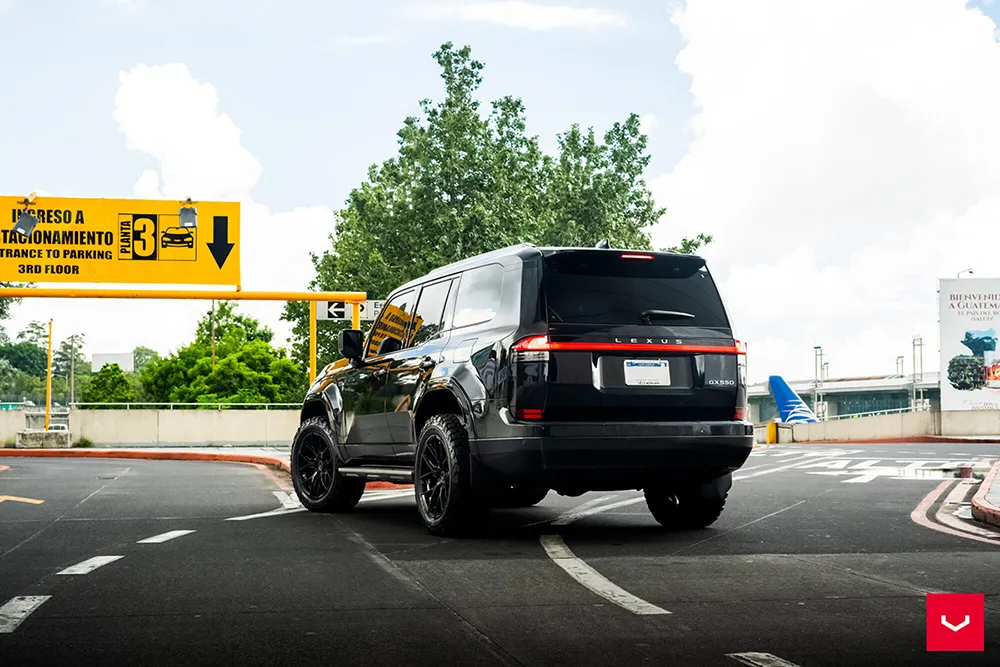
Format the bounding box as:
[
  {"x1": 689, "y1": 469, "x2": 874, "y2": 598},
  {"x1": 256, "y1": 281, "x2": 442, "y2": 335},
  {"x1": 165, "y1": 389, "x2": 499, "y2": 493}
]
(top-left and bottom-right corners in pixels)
[
  {"x1": 68, "y1": 409, "x2": 301, "y2": 447},
  {"x1": 0, "y1": 410, "x2": 25, "y2": 444},
  {"x1": 789, "y1": 410, "x2": 999, "y2": 442}
]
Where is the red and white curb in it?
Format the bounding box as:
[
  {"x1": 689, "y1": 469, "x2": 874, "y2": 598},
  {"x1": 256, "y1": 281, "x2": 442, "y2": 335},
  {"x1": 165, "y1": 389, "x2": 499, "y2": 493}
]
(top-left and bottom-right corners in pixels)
[{"x1": 971, "y1": 460, "x2": 1000, "y2": 528}]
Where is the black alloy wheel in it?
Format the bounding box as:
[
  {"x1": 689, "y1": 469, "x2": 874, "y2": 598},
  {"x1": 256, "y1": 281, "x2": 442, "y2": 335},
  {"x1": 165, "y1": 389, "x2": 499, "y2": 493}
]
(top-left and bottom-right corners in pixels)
[
  {"x1": 416, "y1": 432, "x2": 451, "y2": 522},
  {"x1": 295, "y1": 431, "x2": 334, "y2": 503}
]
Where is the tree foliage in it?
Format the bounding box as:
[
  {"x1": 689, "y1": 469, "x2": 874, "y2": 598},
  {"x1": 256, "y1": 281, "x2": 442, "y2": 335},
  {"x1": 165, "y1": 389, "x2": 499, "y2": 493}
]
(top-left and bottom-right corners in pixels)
[
  {"x1": 282, "y1": 42, "x2": 710, "y2": 369},
  {"x1": 82, "y1": 363, "x2": 136, "y2": 405},
  {"x1": 138, "y1": 303, "x2": 306, "y2": 407}
]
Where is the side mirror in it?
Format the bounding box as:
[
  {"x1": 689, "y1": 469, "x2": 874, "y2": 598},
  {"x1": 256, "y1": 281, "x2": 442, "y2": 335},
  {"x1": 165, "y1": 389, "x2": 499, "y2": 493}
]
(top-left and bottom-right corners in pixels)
[{"x1": 338, "y1": 329, "x2": 364, "y2": 361}]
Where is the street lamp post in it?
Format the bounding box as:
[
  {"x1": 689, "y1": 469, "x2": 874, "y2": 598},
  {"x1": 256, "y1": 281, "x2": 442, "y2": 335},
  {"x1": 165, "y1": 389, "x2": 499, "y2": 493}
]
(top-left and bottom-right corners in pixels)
[
  {"x1": 813, "y1": 346, "x2": 824, "y2": 419},
  {"x1": 958, "y1": 269, "x2": 974, "y2": 278}
]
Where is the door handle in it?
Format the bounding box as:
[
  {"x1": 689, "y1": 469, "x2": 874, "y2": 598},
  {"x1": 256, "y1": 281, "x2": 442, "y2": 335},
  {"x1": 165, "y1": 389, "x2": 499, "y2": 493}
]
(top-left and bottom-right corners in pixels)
[
  {"x1": 373, "y1": 368, "x2": 387, "y2": 378},
  {"x1": 420, "y1": 357, "x2": 436, "y2": 370}
]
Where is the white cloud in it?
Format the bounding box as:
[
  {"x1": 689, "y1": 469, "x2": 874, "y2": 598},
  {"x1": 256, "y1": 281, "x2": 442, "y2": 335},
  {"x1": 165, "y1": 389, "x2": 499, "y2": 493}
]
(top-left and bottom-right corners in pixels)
[
  {"x1": 651, "y1": 0, "x2": 1000, "y2": 383},
  {"x1": 639, "y1": 113, "x2": 657, "y2": 134},
  {"x1": 5, "y1": 63, "x2": 335, "y2": 360},
  {"x1": 413, "y1": 1, "x2": 626, "y2": 31}
]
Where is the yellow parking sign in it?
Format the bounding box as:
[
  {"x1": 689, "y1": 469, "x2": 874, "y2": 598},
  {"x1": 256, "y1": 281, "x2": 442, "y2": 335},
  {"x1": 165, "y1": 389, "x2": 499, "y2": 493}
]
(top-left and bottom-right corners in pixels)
[{"x1": 0, "y1": 195, "x2": 240, "y2": 286}]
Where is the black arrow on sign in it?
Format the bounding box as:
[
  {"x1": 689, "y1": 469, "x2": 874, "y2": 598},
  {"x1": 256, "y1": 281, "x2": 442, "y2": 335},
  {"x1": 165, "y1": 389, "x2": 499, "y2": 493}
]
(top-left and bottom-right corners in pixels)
[{"x1": 207, "y1": 215, "x2": 234, "y2": 269}]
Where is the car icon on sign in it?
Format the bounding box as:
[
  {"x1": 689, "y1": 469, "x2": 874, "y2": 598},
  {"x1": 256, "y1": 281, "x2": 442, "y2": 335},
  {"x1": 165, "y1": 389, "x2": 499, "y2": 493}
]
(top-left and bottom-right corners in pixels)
[{"x1": 161, "y1": 227, "x2": 194, "y2": 249}]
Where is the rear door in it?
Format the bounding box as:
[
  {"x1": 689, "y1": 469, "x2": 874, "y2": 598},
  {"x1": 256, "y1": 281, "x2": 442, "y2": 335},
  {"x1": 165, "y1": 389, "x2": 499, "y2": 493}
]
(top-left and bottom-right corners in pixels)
[{"x1": 513, "y1": 249, "x2": 744, "y2": 423}]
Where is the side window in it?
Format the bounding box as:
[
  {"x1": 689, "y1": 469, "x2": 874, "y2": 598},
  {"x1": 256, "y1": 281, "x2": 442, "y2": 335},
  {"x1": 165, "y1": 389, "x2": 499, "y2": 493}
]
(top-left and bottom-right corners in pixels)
[
  {"x1": 366, "y1": 289, "x2": 416, "y2": 358},
  {"x1": 410, "y1": 280, "x2": 453, "y2": 348},
  {"x1": 453, "y1": 264, "x2": 504, "y2": 329}
]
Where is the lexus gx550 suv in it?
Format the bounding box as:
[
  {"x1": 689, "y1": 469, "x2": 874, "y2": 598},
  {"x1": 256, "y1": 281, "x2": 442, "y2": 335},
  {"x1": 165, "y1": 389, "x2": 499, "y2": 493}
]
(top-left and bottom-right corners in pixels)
[{"x1": 291, "y1": 243, "x2": 754, "y2": 536}]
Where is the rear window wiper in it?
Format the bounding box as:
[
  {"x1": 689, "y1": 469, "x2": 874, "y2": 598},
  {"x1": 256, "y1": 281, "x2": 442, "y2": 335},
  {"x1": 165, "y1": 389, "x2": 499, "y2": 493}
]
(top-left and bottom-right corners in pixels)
[{"x1": 640, "y1": 309, "x2": 696, "y2": 323}]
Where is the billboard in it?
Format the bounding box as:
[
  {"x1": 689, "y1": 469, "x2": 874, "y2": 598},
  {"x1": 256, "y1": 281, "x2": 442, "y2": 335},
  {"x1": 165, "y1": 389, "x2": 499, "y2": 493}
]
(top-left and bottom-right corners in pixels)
[
  {"x1": 92, "y1": 352, "x2": 135, "y2": 373},
  {"x1": 939, "y1": 278, "x2": 1000, "y2": 411}
]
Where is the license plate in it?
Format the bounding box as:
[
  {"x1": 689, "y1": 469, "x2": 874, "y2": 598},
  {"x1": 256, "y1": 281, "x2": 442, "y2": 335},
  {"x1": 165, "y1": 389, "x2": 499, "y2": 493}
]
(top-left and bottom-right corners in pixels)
[{"x1": 624, "y1": 359, "x2": 671, "y2": 386}]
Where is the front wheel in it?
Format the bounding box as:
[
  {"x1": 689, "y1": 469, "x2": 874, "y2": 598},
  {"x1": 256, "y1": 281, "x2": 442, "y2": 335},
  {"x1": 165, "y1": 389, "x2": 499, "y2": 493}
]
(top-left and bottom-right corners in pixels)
[
  {"x1": 290, "y1": 416, "x2": 365, "y2": 512},
  {"x1": 414, "y1": 414, "x2": 488, "y2": 537},
  {"x1": 644, "y1": 488, "x2": 726, "y2": 530}
]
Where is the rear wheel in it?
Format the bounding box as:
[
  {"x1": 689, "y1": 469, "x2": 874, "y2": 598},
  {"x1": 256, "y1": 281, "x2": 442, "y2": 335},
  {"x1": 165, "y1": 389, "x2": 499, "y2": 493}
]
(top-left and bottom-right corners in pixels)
[
  {"x1": 290, "y1": 416, "x2": 365, "y2": 512},
  {"x1": 414, "y1": 414, "x2": 488, "y2": 537},
  {"x1": 644, "y1": 488, "x2": 726, "y2": 530}
]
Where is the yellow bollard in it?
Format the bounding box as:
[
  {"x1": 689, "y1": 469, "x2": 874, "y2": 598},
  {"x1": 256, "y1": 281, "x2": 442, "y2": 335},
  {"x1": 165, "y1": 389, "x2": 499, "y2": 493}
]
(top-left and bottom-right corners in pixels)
[{"x1": 766, "y1": 420, "x2": 778, "y2": 444}]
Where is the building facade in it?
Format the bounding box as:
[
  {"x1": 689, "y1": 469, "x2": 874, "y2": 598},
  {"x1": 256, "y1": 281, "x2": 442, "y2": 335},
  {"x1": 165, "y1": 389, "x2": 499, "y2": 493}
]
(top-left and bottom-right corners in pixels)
[{"x1": 748, "y1": 372, "x2": 940, "y2": 424}]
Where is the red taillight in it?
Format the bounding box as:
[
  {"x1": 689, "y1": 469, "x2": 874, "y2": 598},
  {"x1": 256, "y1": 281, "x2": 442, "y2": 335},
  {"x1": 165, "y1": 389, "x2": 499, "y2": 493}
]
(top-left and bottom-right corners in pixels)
[
  {"x1": 513, "y1": 335, "x2": 550, "y2": 351},
  {"x1": 734, "y1": 407, "x2": 746, "y2": 421},
  {"x1": 735, "y1": 340, "x2": 746, "y2": 355},
  {"x1": 513, "y1": 335, "x2": 744, "y2": 355},
  {"x1": 517, "y1": 408, "x2": 543, "y2": 420},
  {"x1": 620, "y1": 253, "x2": 654, "y2": 260}
]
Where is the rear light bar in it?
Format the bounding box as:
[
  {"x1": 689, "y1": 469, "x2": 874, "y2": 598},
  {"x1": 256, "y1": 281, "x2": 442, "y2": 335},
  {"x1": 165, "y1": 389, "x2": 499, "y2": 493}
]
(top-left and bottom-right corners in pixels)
[
  {"x1": 516, "y1": 408, "x2": 544, "y2": 420},
  {"x1": 620, "y1": 253, "x2": 654, "y2": 260},
  {"x1": 513, "y1": 335, "x2": 746, "y2": 355}
]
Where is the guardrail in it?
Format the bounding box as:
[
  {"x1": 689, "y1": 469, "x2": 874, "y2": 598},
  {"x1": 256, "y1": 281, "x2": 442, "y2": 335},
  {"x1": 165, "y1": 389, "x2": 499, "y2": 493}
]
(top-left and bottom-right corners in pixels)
[
  {"x1": 68, "y1": 402, "x2": 301, "y2": 411},
  {"x1": 825, "y1": 405, "x2": 926, "y2": 421}
]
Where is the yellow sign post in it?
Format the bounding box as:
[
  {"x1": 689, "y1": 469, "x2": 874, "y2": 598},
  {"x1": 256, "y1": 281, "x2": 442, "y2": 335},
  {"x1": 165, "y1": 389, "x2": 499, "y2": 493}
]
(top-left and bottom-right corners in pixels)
[{"x1": 0, "y1": 195, "x2": 240, "y2": 286}]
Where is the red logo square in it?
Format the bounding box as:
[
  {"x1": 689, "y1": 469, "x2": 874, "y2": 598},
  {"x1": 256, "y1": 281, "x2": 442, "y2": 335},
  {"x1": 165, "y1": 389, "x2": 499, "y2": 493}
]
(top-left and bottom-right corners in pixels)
[{"x1": 926, "y1": 593, "x2": 985, "y2": 652}]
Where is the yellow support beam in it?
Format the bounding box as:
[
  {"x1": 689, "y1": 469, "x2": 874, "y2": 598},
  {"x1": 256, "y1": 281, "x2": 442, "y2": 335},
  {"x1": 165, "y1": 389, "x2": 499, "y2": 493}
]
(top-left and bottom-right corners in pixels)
[
  {"x1": 0, "y1": 288, "x2": 366, "y2": 302},
  {"x1": 45, "y1": 319, "x2": 53, "y2": 431},
  {"x1": 0, "y1": 287, "x2": 368, "y2": 394},
  {"x1": 309, "y1": 301, "x2": 318, "y2": 383}
]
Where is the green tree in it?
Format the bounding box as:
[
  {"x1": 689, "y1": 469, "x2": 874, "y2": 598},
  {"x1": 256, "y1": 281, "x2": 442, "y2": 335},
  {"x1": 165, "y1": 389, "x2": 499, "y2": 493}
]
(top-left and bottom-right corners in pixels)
[
  {"x1": 281, "y1": 42, "x2": 711, "y2": 369},
  {"x1": 17, "y1": 320, "x2": 48, "y2": 348},
  {"x1": 139, "y1": 303, "x2": 306, "y2": 407},
  {"x1": 133, "y1": 346, "x2": 159, "y2": 373},
  {"x1": 0, "y1": 341, "x2": 47, "y2": 378},
  {"x1": 83, "y1": 363, "x2": 136, "y2": 404}
]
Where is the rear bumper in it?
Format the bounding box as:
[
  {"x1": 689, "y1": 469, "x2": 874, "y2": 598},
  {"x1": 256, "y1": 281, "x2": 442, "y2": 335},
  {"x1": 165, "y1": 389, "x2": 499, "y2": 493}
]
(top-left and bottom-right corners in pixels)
[{"x1": 471, "y1": 421, "x2": 754, "y2": 493}]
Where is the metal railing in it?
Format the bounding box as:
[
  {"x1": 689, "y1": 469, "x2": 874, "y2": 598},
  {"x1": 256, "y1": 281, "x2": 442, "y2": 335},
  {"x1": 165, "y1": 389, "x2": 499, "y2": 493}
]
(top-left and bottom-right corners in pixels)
[
  {"x1": 825, "y1": 405, "x2": 927, "y2": 421},
  {"x1": 68, "y1": 402, "x2": 301, "y2": 411}
]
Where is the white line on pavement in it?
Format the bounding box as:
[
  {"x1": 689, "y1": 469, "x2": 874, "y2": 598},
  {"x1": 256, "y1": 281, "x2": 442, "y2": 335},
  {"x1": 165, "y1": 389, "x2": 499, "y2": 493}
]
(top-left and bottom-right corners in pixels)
[
  {"x1": 934, "y1": 481, "x2": 1000, "y2": 541},
  {"x1": 56, "y1": 555, "x2": 123, "y2": 575},
  {"x1": 539, "y1": 535, "x2": 670, "y2": 615},
  {"x1": 734, "y1": 453, "x2": 842, "y2": 481},
  {"x1": 273, "y1": 491, "x2": 301, "y2": 510},
  {"x1": 910, "y1": 481, "x2": 1000, "y2": 546},
  {"x1": 727, "y1": 652, "x2": 802, "y2": 667},
  {"x1": 550, "y1": 495, "x2": 619, "y2": 526},
  {"x1": 0, "y1": 596, "x2": 50, "y2": 634},
  {"x1": 137, "y1": 530, "x2": 196, "y2": 544},
  {"x1": 225, "y1": 489, "x2": 413, "y2": 521}
]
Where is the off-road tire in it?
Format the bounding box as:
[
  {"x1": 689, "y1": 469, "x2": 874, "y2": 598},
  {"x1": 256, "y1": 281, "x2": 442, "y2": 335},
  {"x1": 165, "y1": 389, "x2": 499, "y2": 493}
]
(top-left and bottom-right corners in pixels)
[
  {"x1": 290, "y1": 416, "x2": 366, "y2": 513},
  {"x1": 644, "y1": 488, "x2": 727, "y2": 530},
  {"x1": 414, "y1": 414, "x2": 489, "y2": 537}
]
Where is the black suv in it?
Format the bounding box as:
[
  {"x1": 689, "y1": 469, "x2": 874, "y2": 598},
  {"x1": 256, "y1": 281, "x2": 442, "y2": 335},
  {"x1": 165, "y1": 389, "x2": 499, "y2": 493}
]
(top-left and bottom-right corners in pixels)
[{"x1": 291, "y1": 243, "x2": 753, "y2": 536}]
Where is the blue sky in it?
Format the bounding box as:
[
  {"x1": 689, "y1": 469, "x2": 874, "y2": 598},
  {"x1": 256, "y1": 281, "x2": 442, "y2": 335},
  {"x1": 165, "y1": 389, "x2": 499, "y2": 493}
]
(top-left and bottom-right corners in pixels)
[
  {"x1": 4, "y1": 0, "x2": 1000, "y2": 384},
  {"x1": 0, "y1": 0, "x2": 692, "y2": 212}
]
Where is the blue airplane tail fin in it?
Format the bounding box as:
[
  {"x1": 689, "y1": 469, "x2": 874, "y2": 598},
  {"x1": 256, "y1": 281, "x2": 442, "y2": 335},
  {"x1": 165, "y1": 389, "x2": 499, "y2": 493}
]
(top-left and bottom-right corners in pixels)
[{"x1": 769, "y1": 375, "x2": 818, "y2": 423}]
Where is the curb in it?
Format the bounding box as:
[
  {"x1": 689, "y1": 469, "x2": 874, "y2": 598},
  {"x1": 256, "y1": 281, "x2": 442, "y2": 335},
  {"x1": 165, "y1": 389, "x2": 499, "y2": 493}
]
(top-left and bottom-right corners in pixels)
[
  {"x1": 0, "y1": 449, "x2": 413, "y2": 491},
  {"x1": 971, "y1": 460, "x2": 1000, "y2": 528}
]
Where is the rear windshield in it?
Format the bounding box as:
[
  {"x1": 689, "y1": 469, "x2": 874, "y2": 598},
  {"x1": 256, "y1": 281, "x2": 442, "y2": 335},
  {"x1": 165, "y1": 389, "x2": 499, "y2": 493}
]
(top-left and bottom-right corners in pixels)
[{"x1": 541, "y1": 251, "x2": 731, "y2": 329}]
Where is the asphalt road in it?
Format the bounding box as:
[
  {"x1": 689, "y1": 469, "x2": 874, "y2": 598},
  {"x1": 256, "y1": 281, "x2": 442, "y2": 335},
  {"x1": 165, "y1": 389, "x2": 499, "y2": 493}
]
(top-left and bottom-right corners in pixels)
[{"x1": 2, "y1": 441, "x2": 999, "y2": 666}]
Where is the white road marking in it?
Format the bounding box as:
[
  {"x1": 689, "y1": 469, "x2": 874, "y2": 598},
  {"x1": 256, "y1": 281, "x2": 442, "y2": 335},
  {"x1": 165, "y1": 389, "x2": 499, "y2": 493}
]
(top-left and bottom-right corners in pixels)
[
  {"x1": 539, "y1": 535, "x2": 670, "y2": 615},
  {"x1": 226, "y1": 489, "x2": 412, "y2": 521},
  {"x1": 0, "y1": 596, "x2": 50, "y2": 634},
  {"x1": 550, "y1": 495, "x2": 619, "y2": 526},
  {"x1": 934, "y1": 481, "x2": 1000, "y2": 541},
  {"x1": 273, "y1": 491, "x2": 301, "y2": 509},
  {"x1": 57, "y1": 555, "x2": 123, "y2": 575},
  {"x1": 910, "y1": 481, "x2": 1000, "y2": 546},
  {"x1": 727, "y1": 652, "x2": 802, "y2": 667},
  {"x1": 734, "y1": 453, "x2": 843, "y2": 481},
  {"x1": 137, "y1": 529, "x2": 196, "y2": 544}
]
